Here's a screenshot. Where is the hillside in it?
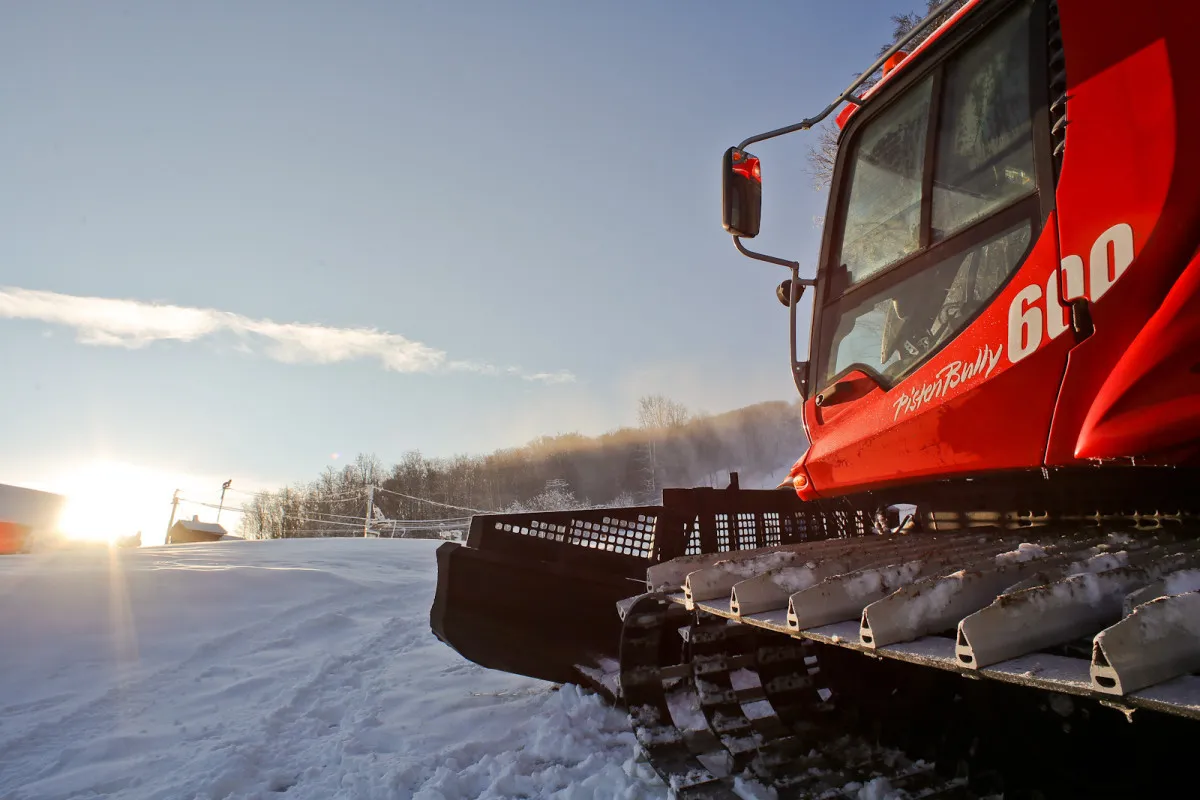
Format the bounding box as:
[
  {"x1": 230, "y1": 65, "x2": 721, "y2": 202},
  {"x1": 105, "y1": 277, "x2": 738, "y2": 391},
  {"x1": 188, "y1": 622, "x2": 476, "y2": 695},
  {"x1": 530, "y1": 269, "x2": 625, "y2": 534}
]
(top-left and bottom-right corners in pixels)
[{"x1": 240, "y1": 399, "x2": 808, "y2": 539}]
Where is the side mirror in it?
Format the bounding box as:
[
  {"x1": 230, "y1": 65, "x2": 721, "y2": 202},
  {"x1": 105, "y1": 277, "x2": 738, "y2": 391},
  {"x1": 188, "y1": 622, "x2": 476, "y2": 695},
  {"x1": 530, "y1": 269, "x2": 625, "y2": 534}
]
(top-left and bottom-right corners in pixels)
[{"x1": 722, "y1": 147, "x2": 762, "y2": 238}]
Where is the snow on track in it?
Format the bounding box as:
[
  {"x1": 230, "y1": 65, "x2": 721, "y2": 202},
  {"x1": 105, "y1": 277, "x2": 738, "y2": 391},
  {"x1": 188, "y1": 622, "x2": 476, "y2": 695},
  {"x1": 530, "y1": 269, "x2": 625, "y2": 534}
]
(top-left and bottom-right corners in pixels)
[{"x1": 0, "y1": 539, "x2": 663, "y2": 800}]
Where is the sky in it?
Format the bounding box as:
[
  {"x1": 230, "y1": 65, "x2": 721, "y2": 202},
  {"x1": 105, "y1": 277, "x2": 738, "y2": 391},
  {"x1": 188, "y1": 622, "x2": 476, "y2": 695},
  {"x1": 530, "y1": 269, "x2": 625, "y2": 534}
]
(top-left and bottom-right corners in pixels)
[{"x1": 0, "y1": 0, "x2": 909, "y2": 539}]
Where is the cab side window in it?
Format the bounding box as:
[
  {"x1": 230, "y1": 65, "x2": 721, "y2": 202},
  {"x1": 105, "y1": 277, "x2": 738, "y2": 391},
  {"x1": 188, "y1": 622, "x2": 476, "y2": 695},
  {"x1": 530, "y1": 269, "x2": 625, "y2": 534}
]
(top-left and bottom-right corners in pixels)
[
  {"x1": 820, "y1": 2, "x2": 1038, "y2": 392},
  {"x1": 932, "y1": 9, "x2": 1034, "y2": 239}
]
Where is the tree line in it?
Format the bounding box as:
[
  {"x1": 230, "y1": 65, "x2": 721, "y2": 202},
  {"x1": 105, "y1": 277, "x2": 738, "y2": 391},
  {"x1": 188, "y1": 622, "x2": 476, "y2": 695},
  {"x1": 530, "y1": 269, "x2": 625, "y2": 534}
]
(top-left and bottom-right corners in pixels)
[
  {"x1": 237, "y1": 396, "x2": 807, "y2": 540},
  {"x1": 807, "y1": 0, "x2": 969, "y2": 187}
]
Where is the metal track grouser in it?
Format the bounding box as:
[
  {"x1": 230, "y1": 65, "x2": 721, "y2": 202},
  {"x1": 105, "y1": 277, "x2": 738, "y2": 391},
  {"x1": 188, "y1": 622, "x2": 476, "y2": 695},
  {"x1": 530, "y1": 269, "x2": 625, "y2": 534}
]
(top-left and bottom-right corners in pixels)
[{"x1": 433, "y1": 0, "x2": 1200, "y2": 795}]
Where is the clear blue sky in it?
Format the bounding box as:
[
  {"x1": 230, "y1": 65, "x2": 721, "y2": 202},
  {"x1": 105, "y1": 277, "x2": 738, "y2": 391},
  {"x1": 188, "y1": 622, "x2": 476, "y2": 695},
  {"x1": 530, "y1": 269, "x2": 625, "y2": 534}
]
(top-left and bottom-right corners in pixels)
[{"x1": 1, "y1": 0, "x2": 909, "y2": 510}]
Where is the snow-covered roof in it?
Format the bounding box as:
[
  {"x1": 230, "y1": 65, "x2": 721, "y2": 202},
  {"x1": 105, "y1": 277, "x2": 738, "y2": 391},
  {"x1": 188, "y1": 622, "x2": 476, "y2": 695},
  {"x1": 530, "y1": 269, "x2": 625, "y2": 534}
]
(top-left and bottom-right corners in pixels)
[{"x1": 174, "y1": 520, "x2": 227, "y2": 535}]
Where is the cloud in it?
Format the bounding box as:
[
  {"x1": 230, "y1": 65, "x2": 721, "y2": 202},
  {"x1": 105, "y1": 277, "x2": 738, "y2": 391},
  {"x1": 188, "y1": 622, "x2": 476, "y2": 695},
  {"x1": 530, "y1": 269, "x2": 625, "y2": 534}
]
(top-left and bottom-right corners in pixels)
[{"x1": 0, "y1": 286, "x2": 573, "y2": 383}]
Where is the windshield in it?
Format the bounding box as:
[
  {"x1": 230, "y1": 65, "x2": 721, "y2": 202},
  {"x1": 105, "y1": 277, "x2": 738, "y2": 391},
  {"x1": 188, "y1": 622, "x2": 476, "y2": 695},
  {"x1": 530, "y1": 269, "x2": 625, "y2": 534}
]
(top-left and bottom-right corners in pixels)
[
  {"x1": 823, "y1": 220, "x2": 1031, "y2": 388},
  {"x1": 821, "y1": 2, "x2": 1036, "y2": 390}
]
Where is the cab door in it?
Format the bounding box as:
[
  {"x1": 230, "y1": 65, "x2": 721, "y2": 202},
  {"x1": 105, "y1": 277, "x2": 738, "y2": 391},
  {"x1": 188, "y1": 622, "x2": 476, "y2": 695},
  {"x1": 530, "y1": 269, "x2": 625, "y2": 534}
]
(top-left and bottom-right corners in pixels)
[{"x1": 799, "y1": 0, "x2": 1073, "y2": 496}]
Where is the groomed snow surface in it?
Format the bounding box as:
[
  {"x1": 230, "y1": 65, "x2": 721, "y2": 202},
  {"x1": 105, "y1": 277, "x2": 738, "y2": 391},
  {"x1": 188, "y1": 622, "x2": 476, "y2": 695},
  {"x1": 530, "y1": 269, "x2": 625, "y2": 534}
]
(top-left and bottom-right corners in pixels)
[
  {"x1": 0, "y1": 540, "x2": 656, "y2": 800},
  {"x1": 0, "y1": 539, "x2": 908, "y2": 800}
]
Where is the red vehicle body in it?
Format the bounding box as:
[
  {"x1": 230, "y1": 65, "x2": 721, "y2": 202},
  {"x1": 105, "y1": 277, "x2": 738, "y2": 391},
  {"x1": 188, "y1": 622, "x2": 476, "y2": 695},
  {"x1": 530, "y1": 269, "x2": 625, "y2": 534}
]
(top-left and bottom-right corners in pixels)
[{"x1": 759, "y1": 0, "x2": 1200, "y2": 501}]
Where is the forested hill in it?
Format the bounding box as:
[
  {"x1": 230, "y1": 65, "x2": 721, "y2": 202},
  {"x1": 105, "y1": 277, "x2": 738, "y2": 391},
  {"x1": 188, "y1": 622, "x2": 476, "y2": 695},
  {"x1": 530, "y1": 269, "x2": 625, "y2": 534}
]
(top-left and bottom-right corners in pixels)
[{"x1": 238, "y1": 397, "x2": 807, "y2": 539}]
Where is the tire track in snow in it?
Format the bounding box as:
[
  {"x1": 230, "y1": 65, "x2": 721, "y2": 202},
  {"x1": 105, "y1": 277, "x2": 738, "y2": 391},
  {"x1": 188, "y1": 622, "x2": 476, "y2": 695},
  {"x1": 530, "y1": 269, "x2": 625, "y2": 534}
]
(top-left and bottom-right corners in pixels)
[{"x1": 145, "y1": 602, "x2": 430, "y2": 800}]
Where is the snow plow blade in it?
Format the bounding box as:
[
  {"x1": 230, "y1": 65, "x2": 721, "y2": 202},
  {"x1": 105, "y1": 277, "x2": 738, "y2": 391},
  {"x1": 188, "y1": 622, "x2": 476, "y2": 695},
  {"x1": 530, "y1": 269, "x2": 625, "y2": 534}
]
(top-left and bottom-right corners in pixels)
[
  {"x1": 430, "y1": 505, "x2": 661, "y2": 689},
  {"x1": 429, "y1": 482, "x2": 810, "y2": 692}
]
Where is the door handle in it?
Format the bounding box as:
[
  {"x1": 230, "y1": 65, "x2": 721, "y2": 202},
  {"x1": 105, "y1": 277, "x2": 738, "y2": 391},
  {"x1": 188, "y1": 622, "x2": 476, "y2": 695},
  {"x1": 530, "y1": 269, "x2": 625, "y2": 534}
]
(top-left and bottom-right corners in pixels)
[{"x1": 815, "y1": 380, "x2": 855, "y2": 408}]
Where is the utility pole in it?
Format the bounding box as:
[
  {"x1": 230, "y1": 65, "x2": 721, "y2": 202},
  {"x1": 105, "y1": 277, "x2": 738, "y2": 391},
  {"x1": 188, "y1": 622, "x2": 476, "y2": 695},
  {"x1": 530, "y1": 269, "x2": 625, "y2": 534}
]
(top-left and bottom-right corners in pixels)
[
  {"x1": 216, "y1": 479, "x2": 232, "y2": 524},
  {"x1": 364, "y1": 485, "x2": 374, "y2": 537},
  {"x1": 166, "y1": 489, "x2": 180, "y2": 544}
]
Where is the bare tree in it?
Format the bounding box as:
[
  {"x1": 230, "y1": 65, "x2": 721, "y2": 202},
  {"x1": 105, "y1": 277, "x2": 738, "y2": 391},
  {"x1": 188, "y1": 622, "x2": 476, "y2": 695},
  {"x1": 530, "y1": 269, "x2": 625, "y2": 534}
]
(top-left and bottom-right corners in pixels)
[
  {"x1": 885, "y1": 0, "x2": 969, "y2": 49},
  {"x1": 634, "y1": 395, "x2": 691, "y2": 502},
  {"x1": 806, "y1": 0, "x2": 969, "y2": 188},
  {"x1": 637, "y1": 394, "x2": 690, "y2": 430},
  {"x1": 807, "y1": 122, "x2": 841, "y2": 190}
]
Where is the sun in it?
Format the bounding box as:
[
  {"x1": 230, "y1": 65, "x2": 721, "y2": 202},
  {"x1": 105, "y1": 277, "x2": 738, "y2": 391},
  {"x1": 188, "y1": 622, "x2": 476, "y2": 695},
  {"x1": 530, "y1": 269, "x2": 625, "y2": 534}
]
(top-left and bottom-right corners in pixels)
[{"x1": 56, "y1": 461, "x2": 172, "y2": 544}]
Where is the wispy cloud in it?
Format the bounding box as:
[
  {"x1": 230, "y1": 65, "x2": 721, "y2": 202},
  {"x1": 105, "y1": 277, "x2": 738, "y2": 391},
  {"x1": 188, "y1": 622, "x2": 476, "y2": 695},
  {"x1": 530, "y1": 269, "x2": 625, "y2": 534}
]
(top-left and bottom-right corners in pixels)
[{"x1": 0, "y1": 287, "x2": 574, "y2": 384}]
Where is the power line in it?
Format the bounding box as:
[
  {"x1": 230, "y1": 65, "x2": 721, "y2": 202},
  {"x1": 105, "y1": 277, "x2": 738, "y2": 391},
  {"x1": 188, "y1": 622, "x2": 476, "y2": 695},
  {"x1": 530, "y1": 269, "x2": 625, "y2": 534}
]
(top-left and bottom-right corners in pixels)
[
  {"x1": 256, "y1": 529, "x2": 374, "y2": 538},
  {"x1": 299, "y1": 511, "x2": 370, "y2": 522},
  {"x1": 302, "y1": 510, "x2": 471, "y2": 525},
  {"x1": 223, "y1": 486, "x2": 288, "y2": 497},
  {"x1": 228, "y1": 487, "x2": 365, "y2": 501},
  {"x1": 372, "y1": 485, "x2": 491, "y2": 513},
  {"x1": 178, "y1": 498, "x2": 247, "y2": 514},
  {"x1": 297, "y1": 518, "x2": 365, "y2": 528},
  {"x1": 222, "y1": 484, "x2": 480, "y2": 514}
]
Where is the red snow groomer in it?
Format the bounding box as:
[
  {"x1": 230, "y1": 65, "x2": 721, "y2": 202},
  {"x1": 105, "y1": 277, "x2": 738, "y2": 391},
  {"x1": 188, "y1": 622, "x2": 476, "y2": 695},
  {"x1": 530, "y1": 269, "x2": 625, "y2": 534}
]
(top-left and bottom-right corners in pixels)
[{"x1": 432, "y1": 1, "x2": 1200, "y2": 795}]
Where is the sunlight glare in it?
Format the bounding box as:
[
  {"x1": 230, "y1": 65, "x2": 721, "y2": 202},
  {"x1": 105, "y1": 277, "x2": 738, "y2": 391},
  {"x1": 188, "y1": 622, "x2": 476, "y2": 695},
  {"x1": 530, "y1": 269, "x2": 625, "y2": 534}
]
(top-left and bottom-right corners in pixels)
[{"x1": 57, "y1": 462, "x2": 169, "y2": 543}]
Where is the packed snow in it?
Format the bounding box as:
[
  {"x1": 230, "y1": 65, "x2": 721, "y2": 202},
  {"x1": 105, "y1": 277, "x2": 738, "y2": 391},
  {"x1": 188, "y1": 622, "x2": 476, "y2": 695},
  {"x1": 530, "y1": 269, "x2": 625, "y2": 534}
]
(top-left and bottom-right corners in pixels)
[
  {"x1": 996, "y1": 570, "x2": 1117, "y2": 612},
  {"x1": 766, "y1": 563, "x2": 823, "y2": 593},
  {"x1": 0, "y1": 539, "x2": 662, "y2": 800},
  {"x1": 1163, "y1": 569, "x2": 1200, "y2": 596},
  {"x1": 891, "y1": 570, "x2": 969, "y2": 631},
  {"x1": 992, "y1": 542, "x2": 1047, "y2": 565},
  {"x1": 710, "y1": 551, "x2": 804, "y2": 580},
  {"x1": 842, "y1": 562, "x2": 922, "y2": 600},
  {"x1": 1067, "y1": 550, "x2": 1129, "y2": 575},
  {"x1": 1132, "y1": 590, "x2": 1200, "y2": 643}
]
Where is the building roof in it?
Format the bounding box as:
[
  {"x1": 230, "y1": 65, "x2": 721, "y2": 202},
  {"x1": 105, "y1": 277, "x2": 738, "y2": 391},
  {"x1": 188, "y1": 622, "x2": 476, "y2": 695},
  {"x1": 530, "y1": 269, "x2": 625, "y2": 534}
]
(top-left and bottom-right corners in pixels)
[{"x1": 173, "y1": 519, "x2": 228, "y2": 535}]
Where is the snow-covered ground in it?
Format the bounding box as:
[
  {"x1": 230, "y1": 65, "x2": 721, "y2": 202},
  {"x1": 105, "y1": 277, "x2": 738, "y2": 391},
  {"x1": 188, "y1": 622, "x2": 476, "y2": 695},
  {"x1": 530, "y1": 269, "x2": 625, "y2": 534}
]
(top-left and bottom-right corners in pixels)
[{"x1": 0, "y1": 539, "x2": 663, "y2": 800}]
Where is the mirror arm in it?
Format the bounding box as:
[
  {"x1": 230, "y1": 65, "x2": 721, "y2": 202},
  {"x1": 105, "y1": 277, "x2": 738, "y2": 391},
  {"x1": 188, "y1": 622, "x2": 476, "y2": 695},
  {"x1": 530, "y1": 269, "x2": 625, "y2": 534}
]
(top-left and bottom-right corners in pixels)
[
  {"x1": 788, "y1": 264, "x2": 814, "y2": 399},
  {"x1": 734, "y1": 236, "x2": 801, "y2": 270},
  {"x1": 736, "y1": 0, "x2": 963, "y2": 151}
]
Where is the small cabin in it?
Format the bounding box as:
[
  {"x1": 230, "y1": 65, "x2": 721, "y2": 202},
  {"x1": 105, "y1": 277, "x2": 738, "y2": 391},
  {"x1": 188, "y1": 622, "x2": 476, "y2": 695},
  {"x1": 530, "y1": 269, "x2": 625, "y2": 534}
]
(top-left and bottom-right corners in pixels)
[{"x1": 167, "y1": 516, "x2": 230, "y2": 544}]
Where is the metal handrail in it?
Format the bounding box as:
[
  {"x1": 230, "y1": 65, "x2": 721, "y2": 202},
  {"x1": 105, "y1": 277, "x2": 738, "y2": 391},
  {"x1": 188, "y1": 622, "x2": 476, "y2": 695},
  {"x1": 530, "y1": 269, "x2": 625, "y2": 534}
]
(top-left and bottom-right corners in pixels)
[{"x1": 737, "y1": 0, "x2": 968, "y2": 151}]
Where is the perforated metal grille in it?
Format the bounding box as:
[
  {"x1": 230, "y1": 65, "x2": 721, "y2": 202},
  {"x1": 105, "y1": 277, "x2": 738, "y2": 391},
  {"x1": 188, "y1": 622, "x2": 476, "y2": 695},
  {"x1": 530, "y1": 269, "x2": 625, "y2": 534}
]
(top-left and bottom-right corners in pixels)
[
  {"x1": 829, "y1": 509, "x2": 867, "y2": 538},
  {"x1": 763, "y1": 511, "x2": 782, "y2": 547},
  {"x1": 781, "y1": 510, "x2": 809, "y2": 542},
  {"x1": 684, "y1": 520, "x2": 703, "y2": 555},
  {"x1": 715, "y1": 513, "x2": 730, "y2": 550},
  {"x1": 494, "y1": 513, "x2": 657, "y2": 558},
  {"x1": 497, "y1": 517, "x2": 568, "y2": 543},
  {"x1": 734, "y1": 512, "x2": 759, "y2": 550}
]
